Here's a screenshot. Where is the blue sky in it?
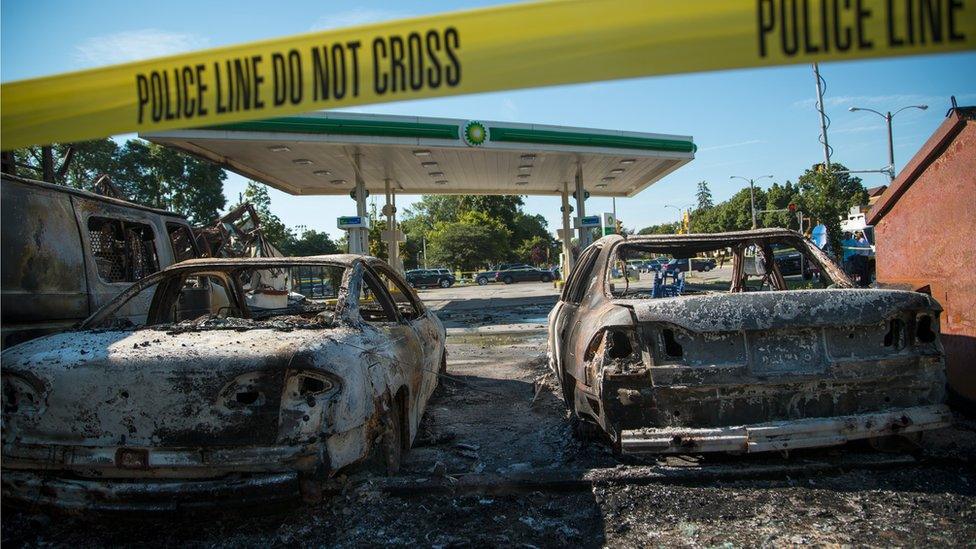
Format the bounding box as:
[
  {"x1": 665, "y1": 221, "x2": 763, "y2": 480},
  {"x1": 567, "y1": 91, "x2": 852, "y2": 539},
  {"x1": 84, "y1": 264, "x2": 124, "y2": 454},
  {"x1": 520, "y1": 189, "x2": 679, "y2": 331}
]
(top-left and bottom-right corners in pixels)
[{"x1": 3, "y1": 0, "x2": 974, "y2": 239}]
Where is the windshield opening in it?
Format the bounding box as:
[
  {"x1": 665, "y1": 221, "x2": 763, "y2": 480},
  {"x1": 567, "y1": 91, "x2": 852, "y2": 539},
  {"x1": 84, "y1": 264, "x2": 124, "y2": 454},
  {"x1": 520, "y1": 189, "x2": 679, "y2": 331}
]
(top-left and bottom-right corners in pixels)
[{"x1": 608, "y1": 236, "x2": 836, "y2": 300}]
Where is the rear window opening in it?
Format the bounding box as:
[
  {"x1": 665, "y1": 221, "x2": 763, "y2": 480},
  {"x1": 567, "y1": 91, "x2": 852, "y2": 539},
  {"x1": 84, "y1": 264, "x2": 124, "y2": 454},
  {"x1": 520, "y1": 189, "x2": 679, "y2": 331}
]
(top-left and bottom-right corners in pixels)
[
  {"x1": 608, "y1": 234, "x2": 836, "y2": 299},
  {"x1": 88, "y1": 217, "x2": 159, "y2": 283}
]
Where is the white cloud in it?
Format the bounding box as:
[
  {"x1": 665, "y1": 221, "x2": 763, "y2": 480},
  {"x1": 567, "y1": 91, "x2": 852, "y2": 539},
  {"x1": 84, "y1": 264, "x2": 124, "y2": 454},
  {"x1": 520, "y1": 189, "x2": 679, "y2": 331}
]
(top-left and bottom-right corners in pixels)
[
  {"x1": 309, "y1": 8, "x2": 409, "y2": 31},
  {"x1": 698, "y1": 139, "x2": 764, "y2": 152},
  {"x1": 793, "y1": 93, "x2": 975, "y2": 111},
  {"x1": 74, "y1": 29, "x2": 210, "y2": 67}
]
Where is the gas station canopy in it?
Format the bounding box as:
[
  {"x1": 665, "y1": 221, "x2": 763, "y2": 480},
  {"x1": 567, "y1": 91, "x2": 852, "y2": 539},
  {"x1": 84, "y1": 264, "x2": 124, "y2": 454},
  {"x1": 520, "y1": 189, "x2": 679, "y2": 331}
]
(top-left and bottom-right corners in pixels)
[{"x1": 143, "y1": 112, "x2": 695, "y2": 198}]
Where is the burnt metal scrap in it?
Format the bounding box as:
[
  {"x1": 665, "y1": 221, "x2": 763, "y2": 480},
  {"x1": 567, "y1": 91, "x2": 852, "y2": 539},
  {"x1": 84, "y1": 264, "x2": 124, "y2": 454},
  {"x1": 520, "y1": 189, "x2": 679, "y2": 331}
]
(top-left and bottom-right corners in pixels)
[
  {"x1": 548, "y1": 229, "x2": 950, "y2": 455},
  {"x1": 195, "y1": 202, "x2": 282, "y2": 258},
  {"x1": 1, "y1": 255, "x2": 445, "y2": 512}
]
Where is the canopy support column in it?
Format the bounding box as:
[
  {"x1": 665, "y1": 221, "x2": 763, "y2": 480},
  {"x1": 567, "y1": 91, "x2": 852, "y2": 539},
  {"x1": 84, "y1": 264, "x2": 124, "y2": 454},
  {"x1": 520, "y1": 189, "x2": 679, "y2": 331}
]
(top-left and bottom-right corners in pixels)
[
  {"x1": 351, "y1": 153, "x2": 368, "y2": 255},
  {"x1": 575, "y1": 161, "x2": 591, "y2": 249},
  {"x1": 383, "y1": 178, "x2": 402, "y2": 272},
  {"x1": 561, "y1": 182, "x2": 574, "y2": 276}
]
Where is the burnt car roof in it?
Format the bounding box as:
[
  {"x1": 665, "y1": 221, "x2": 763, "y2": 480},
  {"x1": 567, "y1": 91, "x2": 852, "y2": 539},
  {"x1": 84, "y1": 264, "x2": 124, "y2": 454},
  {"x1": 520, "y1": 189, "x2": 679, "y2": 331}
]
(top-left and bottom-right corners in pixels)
[
  {"x1": 602, "y1": 228, "x2": 814, "y2": 256},
  {"x1": 603, "y1": 228, "x2": 806, "y2": 246}
]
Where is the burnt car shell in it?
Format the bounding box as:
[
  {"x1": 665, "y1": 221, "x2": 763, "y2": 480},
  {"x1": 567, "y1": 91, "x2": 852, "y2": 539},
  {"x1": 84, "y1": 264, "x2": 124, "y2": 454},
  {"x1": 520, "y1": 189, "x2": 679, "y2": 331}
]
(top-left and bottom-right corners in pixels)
[
  {"x1": 548, "y1": 229, "x2": 949, "y2": 455},
  {"x1": 1, "y1": 255, "x2": 445, "y2": 512}
]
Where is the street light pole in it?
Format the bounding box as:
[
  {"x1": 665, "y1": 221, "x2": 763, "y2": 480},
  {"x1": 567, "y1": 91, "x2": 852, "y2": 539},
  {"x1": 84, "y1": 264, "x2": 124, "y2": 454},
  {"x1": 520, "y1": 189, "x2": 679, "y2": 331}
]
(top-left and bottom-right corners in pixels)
[
  {"x1": 730, "y1": 175, "x2": 773, "y2": 229},
  {"x1": 849, "y1": 104, "x2": 927, "y2": 181}
]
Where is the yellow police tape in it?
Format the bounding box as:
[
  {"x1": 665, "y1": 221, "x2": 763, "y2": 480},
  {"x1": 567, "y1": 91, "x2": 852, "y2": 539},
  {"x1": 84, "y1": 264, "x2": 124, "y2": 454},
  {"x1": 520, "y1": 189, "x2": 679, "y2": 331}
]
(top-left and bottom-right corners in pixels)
[{"x1": 2, "y1": 0, "x2": 974, "y2": 149}]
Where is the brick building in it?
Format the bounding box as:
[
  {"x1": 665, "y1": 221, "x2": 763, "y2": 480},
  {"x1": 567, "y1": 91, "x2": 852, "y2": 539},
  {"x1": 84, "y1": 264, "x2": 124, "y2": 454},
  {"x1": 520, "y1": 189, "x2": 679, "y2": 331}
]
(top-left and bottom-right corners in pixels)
[{"x1": 868, "y1": 106, "x2": 976, "y2": 408}]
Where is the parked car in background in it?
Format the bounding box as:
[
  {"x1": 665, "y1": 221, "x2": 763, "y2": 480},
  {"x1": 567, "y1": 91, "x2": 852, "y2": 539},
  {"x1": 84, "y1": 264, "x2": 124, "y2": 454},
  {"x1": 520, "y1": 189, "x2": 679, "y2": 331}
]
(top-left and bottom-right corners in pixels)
[
  {"x1": 495, "y1": 265, "x2": 556, "y2": 284},
  {"x1": 405, "y1": 269, "x2": 456, "y2": 288},
  {"x1": 475, "y1": 263, "x2": 531, "y2": 285},
  {"x1": 1, "y1": 174, "x2": 201, "y2": 349},
  {"x1": 664, "y1": 257, "x2": 715, "y2": 274},
  {"x1": 773, "y1": 249, "x2": 817, "y2": 279},
  {"x1": 1, "y1": 255, "x2": 445, "y2": 511},
  {"x1": 549, "y1": 229, "x2": 948, "y2": 456}
]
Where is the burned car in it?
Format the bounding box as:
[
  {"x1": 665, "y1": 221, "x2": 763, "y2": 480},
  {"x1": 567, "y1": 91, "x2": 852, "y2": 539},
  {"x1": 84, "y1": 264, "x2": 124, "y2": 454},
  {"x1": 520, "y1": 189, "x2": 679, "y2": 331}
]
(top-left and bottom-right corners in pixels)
[
  {"x1": 548, "y1": 229, "x2": 949, "y2": 455},
  {"x1": 2, "y1": 255, "x2": 445, "y2": 511}
]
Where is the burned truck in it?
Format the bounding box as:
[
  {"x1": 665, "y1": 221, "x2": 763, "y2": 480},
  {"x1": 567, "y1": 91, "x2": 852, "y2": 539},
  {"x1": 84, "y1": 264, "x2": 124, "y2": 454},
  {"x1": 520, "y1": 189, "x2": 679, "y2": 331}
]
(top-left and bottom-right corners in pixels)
[
  {"x1": 1, "y1": 174, "x2": 201, "y2": 348},
  {"x1": 1, "y1": 255, "x2": 445, "y2": 511},
  {"x1": 548, "y1": 229, "x2": 949, "y2": 455}
]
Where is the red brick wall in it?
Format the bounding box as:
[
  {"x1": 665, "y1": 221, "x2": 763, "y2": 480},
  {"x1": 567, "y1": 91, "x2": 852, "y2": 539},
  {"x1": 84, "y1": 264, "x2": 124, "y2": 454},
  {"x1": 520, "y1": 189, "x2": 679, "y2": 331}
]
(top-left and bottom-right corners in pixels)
[{"x1": 874, "y1": 122, "x2": 976, "y2": 402}]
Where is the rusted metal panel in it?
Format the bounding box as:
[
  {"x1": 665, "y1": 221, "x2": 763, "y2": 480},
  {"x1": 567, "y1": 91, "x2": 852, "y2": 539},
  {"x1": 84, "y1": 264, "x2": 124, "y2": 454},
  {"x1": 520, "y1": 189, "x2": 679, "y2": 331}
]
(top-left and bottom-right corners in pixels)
[{"x1": 869, "y1": 108, "x2": 976, "y2": 405}]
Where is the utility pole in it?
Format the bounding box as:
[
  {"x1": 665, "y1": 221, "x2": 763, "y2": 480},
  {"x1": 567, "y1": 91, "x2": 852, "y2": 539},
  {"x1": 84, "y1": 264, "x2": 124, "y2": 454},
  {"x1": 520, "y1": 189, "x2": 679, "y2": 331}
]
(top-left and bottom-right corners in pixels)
[
  {"x1": 729, "y1": 175, "x2": 773, "y2": 229},
  {"x1": 813, "y1": 63, "x2": 832, "y2": 173},
  {"x1": 422, "y1": 236, "x2": 428, "y2": 269}
]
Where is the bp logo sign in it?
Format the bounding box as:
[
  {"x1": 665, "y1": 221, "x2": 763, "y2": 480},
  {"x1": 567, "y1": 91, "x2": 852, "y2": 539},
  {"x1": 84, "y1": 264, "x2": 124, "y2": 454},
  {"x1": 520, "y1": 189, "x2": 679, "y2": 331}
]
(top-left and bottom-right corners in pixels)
[{"x1": 462, "y1": 120, "x2": 489, "y2": 147}]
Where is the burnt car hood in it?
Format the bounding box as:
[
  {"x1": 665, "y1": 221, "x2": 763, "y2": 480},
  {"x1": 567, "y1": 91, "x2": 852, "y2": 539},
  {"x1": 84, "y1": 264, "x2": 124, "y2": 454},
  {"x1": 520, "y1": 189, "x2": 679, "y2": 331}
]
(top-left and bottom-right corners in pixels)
[
  {"x1": 1, "y1": 326, "x2": 357, "y2": 448},
  {"x1": 616, "y1": 289, "x2": 941, "y2": 332}
]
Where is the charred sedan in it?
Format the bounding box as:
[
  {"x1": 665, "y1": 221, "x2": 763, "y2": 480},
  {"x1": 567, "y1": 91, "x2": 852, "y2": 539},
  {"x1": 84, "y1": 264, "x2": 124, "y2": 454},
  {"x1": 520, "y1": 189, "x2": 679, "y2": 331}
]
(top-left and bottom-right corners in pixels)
[
  {"x1": 548, "y1": 229, "x2": 949, "y2": 455},
  {"x1": 1, "y1": 255, "x2": 445, "y2": 511}
]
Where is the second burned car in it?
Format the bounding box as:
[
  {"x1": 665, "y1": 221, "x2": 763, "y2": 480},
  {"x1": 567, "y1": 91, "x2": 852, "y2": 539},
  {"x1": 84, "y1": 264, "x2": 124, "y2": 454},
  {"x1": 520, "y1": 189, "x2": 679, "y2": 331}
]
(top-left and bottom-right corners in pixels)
[
  {"x1": 1, "y1": 255, "x2": 445, "y2": 511},
  {"x1": 548, "y1": 229, "x2": 949, "y2": 455}
]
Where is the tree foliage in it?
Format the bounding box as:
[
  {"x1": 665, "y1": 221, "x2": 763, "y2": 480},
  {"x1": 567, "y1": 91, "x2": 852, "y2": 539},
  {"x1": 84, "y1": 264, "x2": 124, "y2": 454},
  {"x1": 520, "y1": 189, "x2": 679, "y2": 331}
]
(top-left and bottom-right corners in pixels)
[
  {"x1": 400, "y1": 194, "x2": 555, "y2": 269},
  {"x1": 280, "y1": 229, "x2": 339, "y2": 257},
  {"x1": 641, "y1": 163, "x2": 865, "y2": 257},
  {"x1": 8, "y1": 138, "x2": 226, "y2": 224},
  {"x1": 426, "y1": 211, "x2": 513, "y2": 271},
  {"x1": 695, "y1": 180, "x2": 713, "y2": 210}
]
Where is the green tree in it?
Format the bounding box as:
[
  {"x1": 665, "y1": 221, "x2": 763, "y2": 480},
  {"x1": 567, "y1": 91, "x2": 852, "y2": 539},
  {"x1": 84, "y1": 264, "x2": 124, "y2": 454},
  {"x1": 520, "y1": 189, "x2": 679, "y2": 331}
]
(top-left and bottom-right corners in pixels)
[
  {"x1": 638, "y1": 222, "x2": 681, "y2": 235},
  {"x1": 515, "y1": 235, "x2": 555, "y2": 265},
  {"x1": 796, "y1": 163, "x2": 865, "y2": 255},
  {"x1": 8, "y1": 138, "x2": 226, "y2": 224},
  {"x1": 426, "y1": 211, "x2": 512, "y2": 270},
  {"x1": 280, "y1": 229, "x2": 339, "y2": 256},
  {"x1": 695, "y1": 180, "x2": 713, "y2": 210}
]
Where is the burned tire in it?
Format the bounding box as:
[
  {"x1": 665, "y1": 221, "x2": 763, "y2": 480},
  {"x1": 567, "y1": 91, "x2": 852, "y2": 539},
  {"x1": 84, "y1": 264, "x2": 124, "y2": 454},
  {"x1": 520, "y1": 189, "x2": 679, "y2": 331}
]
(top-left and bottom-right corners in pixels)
[
  {"x1": 439, "y1": 278, "x2": 451, "y2": 288},
  {"x1": 476, "y1": 277, "x2": 488, "y2": 286}
]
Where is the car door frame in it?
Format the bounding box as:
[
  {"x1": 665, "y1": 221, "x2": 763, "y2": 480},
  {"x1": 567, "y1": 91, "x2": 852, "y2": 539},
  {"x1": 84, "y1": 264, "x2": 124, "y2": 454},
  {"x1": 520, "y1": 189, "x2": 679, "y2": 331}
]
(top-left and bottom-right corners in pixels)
[
  {"x1": 362, "y1": 263, "x2": 439, "y2": 431},
  {"x1": 550, "y1": 244, "x2": 604, "y2": 390}
]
